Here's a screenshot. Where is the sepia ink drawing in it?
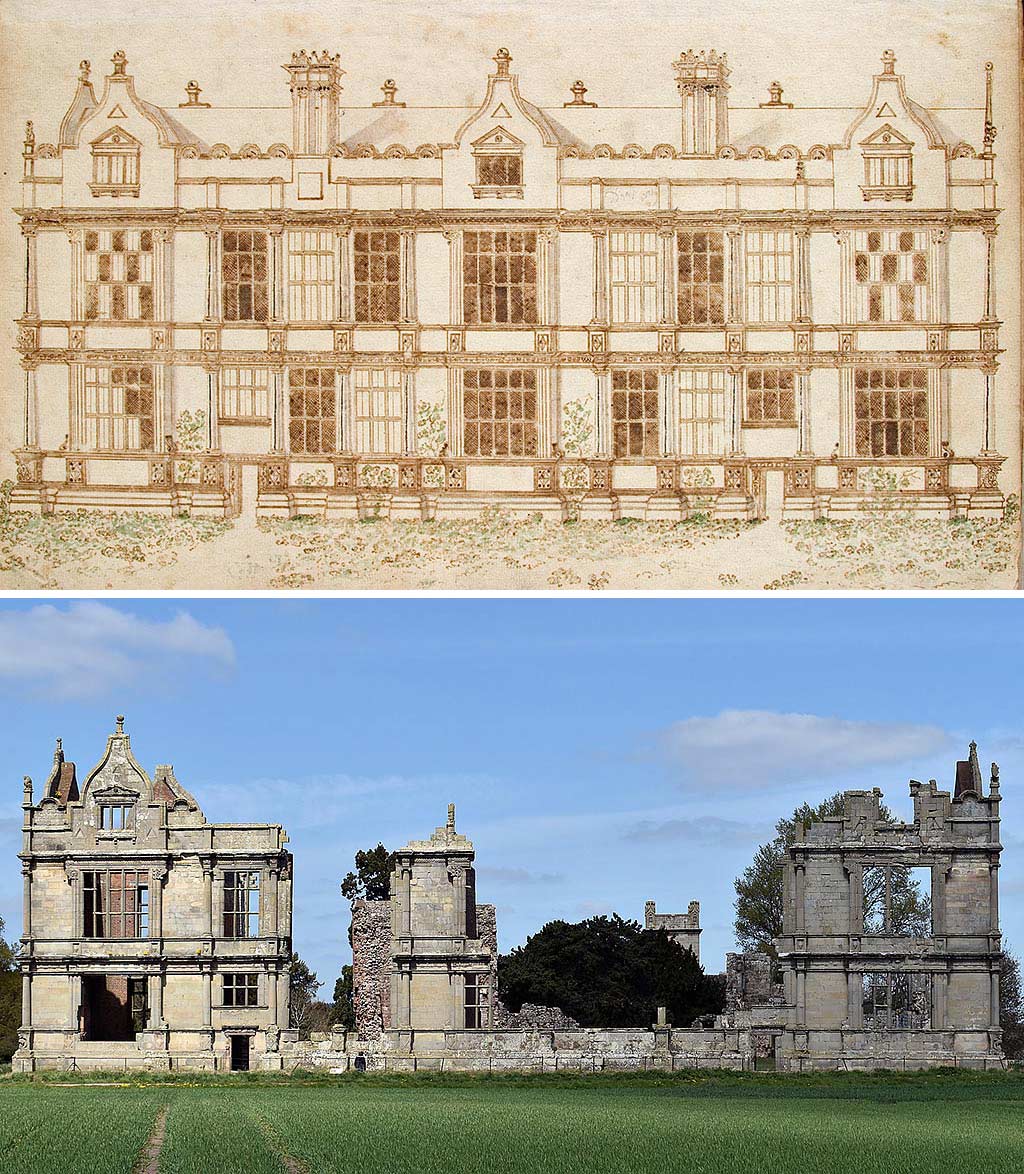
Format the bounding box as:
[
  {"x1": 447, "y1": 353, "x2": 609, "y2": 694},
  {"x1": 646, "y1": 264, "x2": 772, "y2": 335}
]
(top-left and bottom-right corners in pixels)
[{"x1": 3, "y1": 12, "x2": 1020, "y2": 588}]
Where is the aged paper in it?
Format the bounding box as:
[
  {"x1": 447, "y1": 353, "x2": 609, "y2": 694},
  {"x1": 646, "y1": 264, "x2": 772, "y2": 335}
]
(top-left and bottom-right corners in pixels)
[{"x1": 0, "y1": 0, "x2": 1019, "y2": 589}]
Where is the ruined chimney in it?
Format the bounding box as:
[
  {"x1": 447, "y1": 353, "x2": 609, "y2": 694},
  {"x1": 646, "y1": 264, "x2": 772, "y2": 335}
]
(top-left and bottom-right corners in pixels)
[
  {"x1": 673, "y1": 49, "x2": 729, "y2": 156},
  {"x1": 283, "y1": 50, "x2": 344, "y2": 155}
]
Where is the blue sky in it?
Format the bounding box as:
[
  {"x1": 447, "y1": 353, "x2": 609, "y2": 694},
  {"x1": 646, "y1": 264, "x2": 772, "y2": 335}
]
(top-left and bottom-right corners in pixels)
[{"x1": 1, "y1": 598, "x2": 1022, "y2": 992}]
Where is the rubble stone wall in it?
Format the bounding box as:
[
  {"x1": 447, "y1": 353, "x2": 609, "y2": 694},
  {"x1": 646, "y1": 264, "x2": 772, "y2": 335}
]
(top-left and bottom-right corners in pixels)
[{"x1": 351, "y1": 899, "x2": 391, "y2": 1040}]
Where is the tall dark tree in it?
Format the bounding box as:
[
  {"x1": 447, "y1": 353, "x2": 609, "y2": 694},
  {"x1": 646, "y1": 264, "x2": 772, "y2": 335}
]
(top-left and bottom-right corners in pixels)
[
  {"x1": 0, "y1": 915, "x2": 21, "y2": 1063},
  {"x1": 999, "y1": 947, "x2": 1023, "y2": 1060},
  {"x1": 498, "y1": 914, "x2": 724, "y2": 1028},
  {"x1": 333, "y1": 966, "x2": 356, "y2": 1031},
  {"x1": 341, "y1": 844, "x2": 395, "y2": 902},
  {"x1": 734, "y1": 793, "x2": 930, "y2": 957}
]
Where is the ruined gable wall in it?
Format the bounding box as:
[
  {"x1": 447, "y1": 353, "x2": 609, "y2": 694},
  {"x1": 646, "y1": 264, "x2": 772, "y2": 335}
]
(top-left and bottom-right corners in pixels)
[{"x1": 351, "y1": 898, "x2": 391, "y2": 1040}]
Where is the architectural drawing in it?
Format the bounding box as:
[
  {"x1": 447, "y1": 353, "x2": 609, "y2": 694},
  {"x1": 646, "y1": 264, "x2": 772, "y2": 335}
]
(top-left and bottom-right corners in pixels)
[
  {"x1": 10, "y1": 42, "x2": 1012, "y2": 530},
  {"x1": 14, "y1": 718, "x2": 295, "y2": 1072}
]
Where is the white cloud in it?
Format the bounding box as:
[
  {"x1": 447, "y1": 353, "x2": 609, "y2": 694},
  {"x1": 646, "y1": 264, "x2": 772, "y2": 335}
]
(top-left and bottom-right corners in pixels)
[
  {"x1": 658, "y1": 710, "x2": 952, "y2": 788},
  {"x1": 477, "y1": 866, "x2": 565, "y2": 887},
  {"x1": 0, "y1": 602, "x2": 234, "y2": 699},
  {"x1": 623, "y1": 815, "x2": 764, "y2": 845}
]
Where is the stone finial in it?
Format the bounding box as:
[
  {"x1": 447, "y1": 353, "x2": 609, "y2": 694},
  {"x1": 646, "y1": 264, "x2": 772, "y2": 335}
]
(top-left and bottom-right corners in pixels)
[
  {"x1": 760, "y1": 80, "x2": 793, "y2": 109},
  {"x1": 447, "y1": 803, "x2": 456, "y2": 832},
  {"x1": 115, "y1": 714, "x2": 125, "y2": 734},
  {"x1": 112, "y1": 50, "x2": 128, "y2": 76},
  {"x1": 180, "y1": 80, "x2": 210, "y2": 108},
  {"x1": 983, "y1": 62, "x2": 996, "y2": 150},
  {"x1": 78, "y1": 60, "x2": 91, "y2": 83},
  {"x1": 991, "y1": 762, "x2": 1000, "y2": 793},
  {"x1": 564, "y1": 80, "x2": 596, "y2": 108},
  {"x1": 881, "y1": 49, "x2": 896, "y2": 75},
  {"x1": 373, "y1": 80, "x2": 405, "y2": 108},
  {"x1": 493, "y1": 48, "x2": 512, "y2": 77},
  {"x1": 23, "y1": 775, "x2": 33, "y2": 800},
  {"x1": 23, "y1": 121, "x2": 34, "y2": 152}
]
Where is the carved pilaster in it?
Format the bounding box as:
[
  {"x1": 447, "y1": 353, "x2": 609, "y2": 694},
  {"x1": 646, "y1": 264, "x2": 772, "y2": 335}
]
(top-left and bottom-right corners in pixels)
[
  {"x1": 725, "y1": 228, "x2": 743, "y2": 323},
  {"x1": 400, "y1": 229, "x2": 417, "y2": 323},
  {"x1": 591, "y1": 230, "x2": 608, "y2": 325},
  {"x1": 204, "y1": 229, "x2": 221, "y2": 321},
  {"x1": 795, "y1": 227, "x2": 811, "y2": 322},
  {"x1": 444, "y1": 230, "x2": 463, "y2": 326},
  {"x1": 658, "y1": 228, "x2": 676, "y2": 326},
  {"x1": 22, "y1": 226, "x2": 39, "y2": 320}
]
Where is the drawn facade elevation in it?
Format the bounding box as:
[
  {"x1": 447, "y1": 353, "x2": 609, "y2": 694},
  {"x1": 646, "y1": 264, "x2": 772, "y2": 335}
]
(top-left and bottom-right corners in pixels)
[
  {"x1": 12, "y1": 45, "x2": 1005, "y2": 520},
  {"x1": 14, "y1": 718, "x2": 295, "y2": 1073}
]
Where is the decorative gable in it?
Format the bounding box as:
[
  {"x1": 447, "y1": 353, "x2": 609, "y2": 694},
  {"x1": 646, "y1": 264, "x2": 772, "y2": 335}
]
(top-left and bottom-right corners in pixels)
[
  {"x1": 89, "y1": 125, "x2": 142, "y2": 196},
  {"x1": 859, "y1": 123, "x2": 914, "y2": 201}
]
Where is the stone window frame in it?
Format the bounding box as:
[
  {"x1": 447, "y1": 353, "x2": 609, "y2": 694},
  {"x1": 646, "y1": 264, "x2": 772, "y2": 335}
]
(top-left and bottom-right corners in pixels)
[
  {"x1": 744, "y1": 367, "x2": 797, "y2": 427},
  {"x1": 353, "y1": 230, "x2": 402, "y2": 324},
  {"x1": 678, "y1": 368, "x2": 726, "y2": 457},
  {"x1": 853, "y1": 367, "x2": 929, "y2": 457},
  {"x1": 221, "y1": 972, "x2": 261, "y2": 1008},
  {"x1": 861, "y1": 971, "x2": 932, "y2": 1030},
  {"x1": 609, "y1": 230, "x2": 660, "y2": 326},
  {"x1": 611, "y1": 368, "x2": 660, "y2": 458},
  {"x1": 89, "y1": 128, "x2": 141, "y2": 197},
  {"x1": 288, "y1": 367, "x2": 338, "y2": 455},
  {"x1": 222, "y1": 869, "x2": 261, "y2": 939},
  {"x1": 744, "y1": 229, "x2": 794, "y2": 324},
  {"x1": 221, "y1": 229, "x2": 270, "y2": 323},
  {"x1": 84, "y1": 228, "x2": 154, "y2": 322},
  {"x1": 219, "y1": 366, "x2": 271, "y2": 425},
  {"x1": 676, "y1": 229, "x2": 725, "y2": 326},
  {"x1": 462, "y1": 366, "x2": 539, "y2": 458},
  {"x1": 463, "y1": 972, "x2": 492, "y2": 1029},
  {"x1": 352, "y1": 367, "x2": 405, "y2": 455},
  {"x1": 853, "y1": 230, "x2": 929, "y2": 324},
  {"x1": 860, "y1": 863, "x2": 933, "y2": 936},
  {"x1": 98, "y1": 803, "x2": 135, "y2": 832},
  {"x1": 287, "y1": 229, "x2": 336, "y2": 323},
  {"x1": 82, "y1": 364, "x2": 156, "y2": 452},
  {"x1": 462, "y1": 230, "x2": 539, "y2": 326},
  {"x1": 82, "y1": 869, "x2": 150, "y2": 939}
]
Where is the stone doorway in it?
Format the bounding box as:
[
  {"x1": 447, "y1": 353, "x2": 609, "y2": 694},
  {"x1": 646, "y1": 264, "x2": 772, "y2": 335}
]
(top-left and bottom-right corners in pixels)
[{"x1": 229, "y1": 1034, "x2": 250, "y2": 1071}]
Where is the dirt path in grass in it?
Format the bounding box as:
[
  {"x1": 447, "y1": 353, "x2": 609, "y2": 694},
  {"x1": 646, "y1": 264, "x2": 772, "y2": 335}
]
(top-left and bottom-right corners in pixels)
[
  {"x1": 255, "y1": 1112, "x2": 308, "y2": 1174},
  {"x1": 133, "y1": 1105, "x2": 168, "y2": 1174}
]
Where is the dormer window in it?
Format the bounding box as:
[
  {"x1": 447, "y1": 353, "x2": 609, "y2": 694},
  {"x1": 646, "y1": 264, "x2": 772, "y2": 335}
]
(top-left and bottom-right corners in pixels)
[
  {"x1": 90, "y1": 127, "x2": 141, "y2": 197},
  {"x1": 99, "y1": 803, "x2": 134, "y2": 831},
  {"x1": 471, "y1": 128, "x2": 524, "y2": 198},
  {"x1": 860, "y1": 124, "x2": 913, "y2": 201}
]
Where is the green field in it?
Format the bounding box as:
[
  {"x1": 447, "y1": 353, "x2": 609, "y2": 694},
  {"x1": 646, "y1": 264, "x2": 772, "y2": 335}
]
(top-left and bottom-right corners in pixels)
[{"x1": 2, "y1": 1071, "x2": 1022, "y2": 1174}]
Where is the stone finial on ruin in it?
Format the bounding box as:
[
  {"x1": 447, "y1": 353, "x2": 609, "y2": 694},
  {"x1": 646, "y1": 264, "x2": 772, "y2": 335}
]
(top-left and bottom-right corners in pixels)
[
  {"x1": 493, "y1": 48, "x2": 512, "y2": 78},
  {"x1": 115, "y1": 714, "x2": 125, "y2": 735},
  {"x1": 22, "y1": 775, "x2": 33, "y2": 806},
  {"x1": 990, "y1": 761, "x2": 1000, "y2": 795},
  {"x1": 447, "y1": 803, "x2": 456, "y2": 832}
]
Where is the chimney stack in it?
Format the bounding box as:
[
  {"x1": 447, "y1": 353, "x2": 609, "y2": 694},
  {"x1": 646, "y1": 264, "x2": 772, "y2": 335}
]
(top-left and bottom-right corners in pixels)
[
  {"x1": 673, "y1": 50, "x2": 730, "y2": 157},
  {"x1": 283, "y1": 50, "x2": 344, "y2": 155}
]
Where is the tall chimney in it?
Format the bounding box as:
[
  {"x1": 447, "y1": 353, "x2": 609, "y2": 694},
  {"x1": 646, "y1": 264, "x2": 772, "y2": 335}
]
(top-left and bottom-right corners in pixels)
[
  {"x1": 673, "y1": 50, "x2": 730, "y2": 156},
  {"x1": 283, "y1": 50, "x2": 344, "y2": 155}
]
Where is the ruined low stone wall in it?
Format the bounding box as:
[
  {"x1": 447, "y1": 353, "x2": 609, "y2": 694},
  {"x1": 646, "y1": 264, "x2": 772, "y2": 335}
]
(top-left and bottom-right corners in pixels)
[{"x1": 493, "y1": 1002, "x2": 581, "y2": 1031}]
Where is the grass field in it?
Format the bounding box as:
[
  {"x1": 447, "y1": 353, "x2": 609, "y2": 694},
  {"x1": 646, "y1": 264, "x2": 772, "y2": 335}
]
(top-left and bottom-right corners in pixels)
[{"x1": 2, "y1": 1071, "x2": 1022, "y2": 1174}]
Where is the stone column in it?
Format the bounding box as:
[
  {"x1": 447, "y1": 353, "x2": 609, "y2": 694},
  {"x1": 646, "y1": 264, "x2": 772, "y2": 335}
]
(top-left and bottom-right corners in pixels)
[
  {"x1": 277, "y1": 964, "x2": 289, "y2": 1027},
  {"x1": 660, "y1": 370, "x2": 676, "y2": 457},
  {"x1": 795, "y1": 227, "x2": 811, "y2": 323},
  {"x1": 795, "y1": 968, "x2": 806, "y2": 1026},
  {"x1": 931, "y1": 863, "x2": 947, "y2": 935},
  {"x1": 726, "y1": 368, "x2": 743, "y2": 456},
  {"x1": 150, "y1": 864, "x2": 167, "y2": 941},
  {"x1": 153, "y1": 228, "x2": 171, "y2": 322},
  {"x1": 983, "y1": 230, "x2": 996, "y2": 321},
  {"x1": 796, "y1": 368, "x2": 812, "y2": 456},
  {"x1": 726, "y1": 228, "x2": 743, "y2": 323},
  {"x1": 22, "y1": 366, "x2": 38, "y2": 449},
  {"x1": 658, "y1": 229, "x2": 676, "y2": 325},
  {"x1": 23, "y1": 227, "x2": 39, "y2": 320},
  {"x1": 336, "y1": 228, "x2": 352, "y2": 322},
  {"x1": 269, "y1": 229, "x2": 285, "y2": 323},
  {"x1": 202, "y1": 969, "x2": 212, "y2": 1028},
  {"x1": 400, "y1": 230, "x2": 417, "y2": 323},
  {"x1": 67, "y1": 972, "x2": 78, "y2": 1030},
  {"x1": 929, "y1": 228, "x2": 949, "y2": 324},
  {"x1": 445, "y1": 231, "x2": 463, "y2": 325},
  {"x1": 835, "y1": 231, "x2": 854, "y2": 325},
  {"x1": 21, "y1": 862, "x2": 32, "y2": 940},
  {"x1": 990, "y1": 969, "x2": 1000, "y2": 1027},
  {"x1": 990, "y1": 863, "x2": 999, "y2": 933},
  {"x1": 67, "y1": 228, "x2": 85, "y2": 321},
  {"x1": 451, "y1": 973, "x2": 462, "y2": 1030},
  {"x1": 149, "y1": 971, "x2": 164, "y2": 1026},
  {"x1": 203, "y1": 861, "x2": 215, "y2": 940},
  {"x1": 403, "y1": 371, "x2": 416, "y2": 455},
  {"x1": 271, "y1": 367, "x2": 286, "y2": 452},
  {"x1": 399, "y1": 970, "x2": 411, "y2": 1027},
  {"x1": 68, "y1": 867, "x2": 83, "y2": 939},
  {"x1": 927, "y1": 368, "x2": 943, "y2": 458},
  {"x1": 400, "y1": 866, "x2": 412, "y2": 936},
  {"x1": 794, "y1": 864, "x2": 806, "y2": 933},
  {"x1": 21, "y1": 972, "x2": 32, "y2": 1029},
  {"x1": 268, "y1": 970, "x2": 278, "y2": 1027},
  {"x1": 838, "y1": 367, "x2": 855, "y2": 458},
  {"x1": 450, "y1": 866, "x2": 467, "y2": 937},
  {"x1": 266, "y1": 867, "x2": 279, "y2": 938},
  {"x1": 595, "y1": 368, "x2": 611, "y2": 459},
  {"x1": 847, "y1": 970, "x2": 861, "y2": 1027},
  {"x1": 982, "y1": 368, "x2": 996, "y2": 455},
  {"x1": 537, "y1": 230, "x2": 556, "y2": 326},
  {"x1": 591, "y1": 230, "x2": 608, "y2": 325},
  {"x1": 204, "y1": 229, "x2": 221, "y2": 321}
]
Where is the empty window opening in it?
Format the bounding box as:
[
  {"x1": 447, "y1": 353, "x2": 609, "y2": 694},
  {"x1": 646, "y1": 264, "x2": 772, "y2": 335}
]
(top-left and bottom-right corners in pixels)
[
  {"x1": 99, "y1": 804, "x2": 134, "y2": 831},
  {"x1": 464, "y1": 973, "x2": 491, "y2": 1029},
  {"x1": 83, "y1": 870, "x2": 149, "y2": 938},
  {"x1": 223, "y1": 870, "x2": 260, "y2": 938},
  {"x1": 862, "y1": 972, "x2": 931, "y2": 1030},
  {"x1": 223, "y1": 973, "x2": 259, "y2": 1008},
  {"x1": 862, "y1": 864, "x2": 932, "y2": 935},
  {"x1": 82, "y1": 975, "x2": 148, "y2": 1040}
]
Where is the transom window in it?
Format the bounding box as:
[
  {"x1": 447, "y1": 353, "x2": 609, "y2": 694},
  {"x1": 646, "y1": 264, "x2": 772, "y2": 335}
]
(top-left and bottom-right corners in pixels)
[
  {"x1": 611, "y1": 369, "x2": 659, "y2": 457},
  {"x1": 99, "y1": 804, "x2": 134, "y2": 831},
  {"x1": 745, "y1": 230, "x2": 793, "y2": 323},
  {"x1": 353, "y1": 231, "x2": 401, "y2": 324},
  {"x1": 463, "y1": 368, "x2": 538, "y2": 457},
  {"x1": 854, "y1": 231, "x2": 928, "y2": 323},
  {"x1": 83, "y1": 365, "x2": 155, "y2": 451},
  {"x1": 677, "y1": 231, "x2": 724, "y2": 325},
  {"x1": 223, "y1": 870, "x2": 260, "y2": 939},
  {"x1": 222, "y1": 231, "x2": 268, "y2": 323},
  {"x1": 222, "y1": 973, "x2": 259, "y2": 1008},
  {"x1": 464, "y1": 973, "x2": 491, "y2": 1029},
  {"x1": 610, "y1": 232, "x2": 659, "y2": 325},
  {"x1": 353, "y1": 368, "x2": 403, "y2": 454},
  {"x1": 90, "y1": 129, "x2": 141, "y2": 197},
  {"x1": 678, "y1": 369, "x2": 725, "y2": 457},
  {"x1": 463, "y1": 231, "x2": 538, "y2": 325},
  {"x1": 745, "y1": 369, "x2": 796, "y2": 426},
  {"x1": 854, "y1": 368, "x2": 929, "y2": 457},
  {"x1": 85, "y1": 229, "x2": 153, "y2": 321},
  {"x1": 288, "y1": 230, "x2": 335, "y2": 322},
  {"x1": 83, "y1": 870, "x2": 149, "y2": 939},
  {"x1": 220, "y1": 367, "x2": 270, "y2": 422},
  {"x1": 289, "y1": 368, "x2": 336, "y2": 455},
  {"x1": 862, "y1": 972, "x2": 931, "y2": 1030}
]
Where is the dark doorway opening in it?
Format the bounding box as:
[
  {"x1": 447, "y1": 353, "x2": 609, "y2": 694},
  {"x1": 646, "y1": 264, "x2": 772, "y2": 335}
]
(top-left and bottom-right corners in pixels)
[
  {"x1": 230, "y1": 1034, "x2": 250, "y2": 1071},
  {"x1": 82, "y1": 975, "x2": 147, "y2": 1041}
]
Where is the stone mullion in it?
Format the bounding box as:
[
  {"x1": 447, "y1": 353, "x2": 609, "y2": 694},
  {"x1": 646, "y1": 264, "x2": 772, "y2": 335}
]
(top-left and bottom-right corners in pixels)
[
  {"x1": 591, "y1": 230, "x2": 608, "y2": 325},
  {"x1": 447, "y1": 366, "x2": 464, "y2": 458}
]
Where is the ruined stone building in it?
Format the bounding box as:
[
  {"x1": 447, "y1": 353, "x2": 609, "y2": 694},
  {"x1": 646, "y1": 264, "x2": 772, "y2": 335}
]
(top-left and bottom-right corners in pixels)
[
  {"x1": 14, "y1": 717, "x2": 294, "y2": 1073},
  {"x1": 12, "y1": 44, "x2": 1009, "y2": 522},
  {"x1": 645, "y1": 900, "x2": 701, "y2": 960}
]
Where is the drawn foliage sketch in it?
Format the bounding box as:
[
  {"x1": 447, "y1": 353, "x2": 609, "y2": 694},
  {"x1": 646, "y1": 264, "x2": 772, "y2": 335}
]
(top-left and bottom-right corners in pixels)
[{"x1": 0, "y1": 0, "x2": 1020, "y2": 588}]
